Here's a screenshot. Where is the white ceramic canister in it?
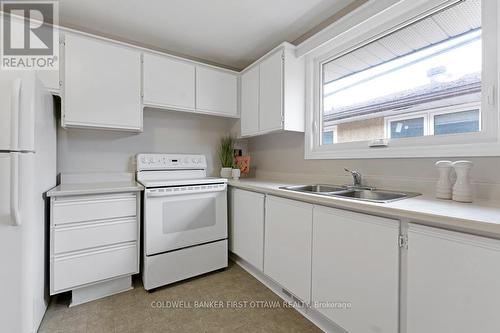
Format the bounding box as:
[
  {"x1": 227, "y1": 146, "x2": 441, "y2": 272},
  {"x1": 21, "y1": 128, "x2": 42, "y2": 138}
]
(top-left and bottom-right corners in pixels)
[
  {"x1": 452, "y1": 160, "x2": 473, "y2": 203},
  {"x1": 435, "y1": 160, "x2": 453, "y2": 200},
  {"x1": 232, "y1": 168, "x2": 241, "y2": 180},
  {"x1": 220, "y1": 167, "x2": 232, "y2": 178}
]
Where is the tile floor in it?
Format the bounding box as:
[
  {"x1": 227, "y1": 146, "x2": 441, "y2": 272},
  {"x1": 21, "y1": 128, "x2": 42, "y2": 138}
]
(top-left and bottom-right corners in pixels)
[{"x1": 39, "y1": 261, "x2": 322, "y2": 333}]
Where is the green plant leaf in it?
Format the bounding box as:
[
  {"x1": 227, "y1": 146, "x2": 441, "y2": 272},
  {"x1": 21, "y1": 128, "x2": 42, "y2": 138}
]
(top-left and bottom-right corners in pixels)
[{"x1": 218, "y1": 135, "x2": 234, "y2": 168}]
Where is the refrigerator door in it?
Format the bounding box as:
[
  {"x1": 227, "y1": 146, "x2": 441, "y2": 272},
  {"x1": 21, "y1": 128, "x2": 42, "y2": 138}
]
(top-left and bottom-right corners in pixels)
[
  {"x1": 0, "y1": 73, "x2": 55, "y2": 333},
  {"x1": 0, "y1": 152, "x2": 35, "y2": 333},
  {"x1": 0, "y1": 72, "x2": 36, "y2": 152}
]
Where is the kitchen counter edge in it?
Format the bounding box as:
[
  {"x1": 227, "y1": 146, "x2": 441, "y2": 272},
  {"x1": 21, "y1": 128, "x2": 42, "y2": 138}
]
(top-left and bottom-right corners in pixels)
[
  {"x1": 47, "y1": 181, "x2": 144, "y2": 197},
  {"x1": 229, "y1": 179, "x2": 500, "y2": 239}
]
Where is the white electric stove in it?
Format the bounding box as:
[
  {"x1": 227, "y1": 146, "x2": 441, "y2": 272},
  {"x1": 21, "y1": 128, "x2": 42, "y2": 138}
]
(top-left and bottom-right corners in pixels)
[{"x1": 136, "y1": 153, "x2": 228, "y2": 290}]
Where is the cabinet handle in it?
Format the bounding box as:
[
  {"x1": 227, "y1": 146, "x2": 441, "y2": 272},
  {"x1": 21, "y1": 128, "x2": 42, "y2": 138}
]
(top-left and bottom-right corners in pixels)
[{"x1": 10, "y1": 153, "x2": 21, "y2": 226}]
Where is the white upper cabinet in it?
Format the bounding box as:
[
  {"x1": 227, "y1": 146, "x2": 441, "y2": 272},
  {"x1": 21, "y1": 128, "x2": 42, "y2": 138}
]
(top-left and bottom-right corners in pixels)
[
  {"x1": 312, "y1": 206, "x2": 399, "y2": 333},
  {"x1": 259, "y1": 50, "x2": 283, "y2": 133},
  {"x1": 406, "y1": 224, "x2": 500, "y2": 333},
  {"x1": 62, "y1": 33, "x2": 142, "y2": 131},
  {"x1": 239, "y1": 42, "x2": 305, "y2": 137},
  {"x1": 143, "y1": 53, "x2": 195, "y2": 111},
  {"x1": 195, "y1": 66, "x2": 238, "y2": 117},
  {"x1": 264, "y1": 196, "x2": 312, "y2": 303},
  {"x1": 240, "y1": 66, "x2": 260, "y2": 136}
]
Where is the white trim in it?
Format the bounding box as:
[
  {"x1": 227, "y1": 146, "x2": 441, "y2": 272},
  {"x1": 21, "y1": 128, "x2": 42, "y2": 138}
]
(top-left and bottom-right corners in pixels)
[
  {"x1": 305, "y1": 0, "x2": 500, "y2": 159},
  {"x1": 295, "y1": 0, "x2": 402, "y2": 57}
]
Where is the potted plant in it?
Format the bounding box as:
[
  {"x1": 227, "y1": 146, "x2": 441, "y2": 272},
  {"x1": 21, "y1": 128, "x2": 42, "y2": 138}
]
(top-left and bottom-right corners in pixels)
[{"x1": 218, "y1": 136, "x2": 234, "y2": 178}]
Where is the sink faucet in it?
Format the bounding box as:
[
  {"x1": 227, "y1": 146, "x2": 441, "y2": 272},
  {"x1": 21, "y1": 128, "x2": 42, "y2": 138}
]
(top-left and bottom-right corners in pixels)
[{"x1": 344, "y1": 168, "x2": 362, "y2": 187}]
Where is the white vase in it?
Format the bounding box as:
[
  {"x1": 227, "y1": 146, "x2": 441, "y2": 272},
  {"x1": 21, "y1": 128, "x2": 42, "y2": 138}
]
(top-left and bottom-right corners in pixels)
[
  {"x1": 220, "y1": 167, "x2": 232, "y2": 178},
  {"x1": 232, "y1": 168, "x2": 241, "y2": 180},
  {"x1": 452, "y1": 161, "x2": 473, "y2": 203},
  {"x1": 435, "y1": 160, "x2": 453, "y2": 200}
]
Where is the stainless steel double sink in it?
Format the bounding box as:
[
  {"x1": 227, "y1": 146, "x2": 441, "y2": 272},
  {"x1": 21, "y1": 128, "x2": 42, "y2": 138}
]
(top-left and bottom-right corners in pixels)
[{"x1": 279, "y1": 184, "x2": 420, "y2": 203}]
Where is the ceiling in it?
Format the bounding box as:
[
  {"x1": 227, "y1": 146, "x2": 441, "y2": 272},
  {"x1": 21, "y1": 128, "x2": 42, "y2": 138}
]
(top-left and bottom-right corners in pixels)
[{"x1": 57, "y1": 0, "x2": 356, "y2": 70}]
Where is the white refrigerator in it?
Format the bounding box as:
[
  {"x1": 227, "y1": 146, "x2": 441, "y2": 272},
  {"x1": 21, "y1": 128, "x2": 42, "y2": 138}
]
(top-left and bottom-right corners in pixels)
[{"x1": 0, "y1": 71, "x2": 57, "y2": 333}]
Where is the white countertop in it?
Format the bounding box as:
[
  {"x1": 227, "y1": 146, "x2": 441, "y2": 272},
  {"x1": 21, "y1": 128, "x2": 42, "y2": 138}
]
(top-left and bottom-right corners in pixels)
[
  {"x1": 229, "y1": 179, "x2": 500, "y2": 239},
  {"x1": 47, "y1": 181, "x2": 144, "y2": 197}
]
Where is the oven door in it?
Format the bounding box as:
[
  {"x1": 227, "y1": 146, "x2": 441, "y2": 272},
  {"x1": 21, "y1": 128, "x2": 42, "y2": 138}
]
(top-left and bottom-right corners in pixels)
[{"x1": 144, "y1": 183, "x2": 227, "y2": 256}]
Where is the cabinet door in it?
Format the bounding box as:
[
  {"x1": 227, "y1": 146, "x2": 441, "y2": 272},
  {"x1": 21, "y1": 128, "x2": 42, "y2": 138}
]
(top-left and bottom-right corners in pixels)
[
  {"x1": 312, "y1": 206, "x2": 399, "y2": 333},
  {"x1": 229, "y1": 189, "x2": 265, "y2": 270},
  {"x1": 143, "y1": 53, "x2": 195, "y2": 110},
  {"x1": 259, "y1": 50, "x2": 283, "y2": 132},
  {"x1": 240, "y1": 66, "x2": 260, "y2": 136},
  {"x1": 63, "y1": 33, "x2": 142, "y2": 131},
  {"x1": 407, "y1": 224, "x2": 500, "y2": 333},
  {"x1": 264, "y1": 196, "x2": 312, "y2": 303},
  {"x1": 195, "y1": 66, "x2": 237, "y2": 117}
]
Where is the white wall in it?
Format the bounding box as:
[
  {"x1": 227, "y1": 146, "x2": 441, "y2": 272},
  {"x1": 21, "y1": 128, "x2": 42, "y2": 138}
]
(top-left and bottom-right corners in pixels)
[
  {"x1": 58, "y1": 108, "x2": 238, "y2": 176},
  {"x1": 247, "y1": 131, "x2": 500, "y2": 199}
]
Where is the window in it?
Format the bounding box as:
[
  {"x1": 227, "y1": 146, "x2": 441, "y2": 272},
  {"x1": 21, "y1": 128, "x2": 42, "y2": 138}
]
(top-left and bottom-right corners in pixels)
[
  {"x1": 384, "y1": 104, "x2": 481, "y2": 138},
  {"x1": 306, "y1": 0, "x2": 499, "y2": 159},
  {"x1": 433, "y1": 109, "x2": 480, "y2": 135},
  {"x1": 388, "y1": 116, "x2": 427, "y2": 139},
  {"x1": 322, "y1": 125, "x2": 338, "y2": 145},
  {"x1": 322, "y1": 0, "x2": 481, "y2": 145}
]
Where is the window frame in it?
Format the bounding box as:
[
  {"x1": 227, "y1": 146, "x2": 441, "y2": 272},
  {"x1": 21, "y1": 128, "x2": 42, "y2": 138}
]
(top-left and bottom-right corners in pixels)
[
  {"x1": 429, "y1": 104, "x2": 482, "y2": 135},
  {"x1": 305, "y1": 0, "x2": 500, "y2": 159},
  {"x1": 385, "y1": 112, "x2": 430, "y2": 139},
  {"x1": 384, "y1": 102, "x2": 481, "y2": 138}
]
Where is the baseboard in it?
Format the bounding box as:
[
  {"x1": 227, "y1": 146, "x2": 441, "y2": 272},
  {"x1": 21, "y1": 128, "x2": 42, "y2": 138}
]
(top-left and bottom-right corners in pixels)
[
  {"x1": 70, "y1": 275, "x2": 133, "y2": 307},
  {"x1": 230, "y1": 254, "x2": 347, "y2": 333}
]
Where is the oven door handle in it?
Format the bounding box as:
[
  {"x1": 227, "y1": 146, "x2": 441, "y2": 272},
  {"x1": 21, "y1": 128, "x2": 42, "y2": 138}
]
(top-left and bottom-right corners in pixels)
[{"x1": 146, "y1": 187, "x2": 226, "y2": 198}]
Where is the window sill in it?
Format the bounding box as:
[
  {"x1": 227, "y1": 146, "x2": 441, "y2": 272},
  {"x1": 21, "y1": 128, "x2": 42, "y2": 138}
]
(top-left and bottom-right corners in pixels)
[{"x1": 305, "y1": 141, "x2": 500, "y2": 159}]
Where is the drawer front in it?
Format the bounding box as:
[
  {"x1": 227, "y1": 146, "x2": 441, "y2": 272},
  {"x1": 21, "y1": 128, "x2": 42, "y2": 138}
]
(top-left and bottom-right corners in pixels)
[
  {"x1": 52, "y1": 243, "x2": 138, "y2": 293},
  {"x1": 53, "y1": 194, "x2": 137, "y2": 225},
  {"x1": 54, "y1": 218, "x2": 138, "y2": 254}
]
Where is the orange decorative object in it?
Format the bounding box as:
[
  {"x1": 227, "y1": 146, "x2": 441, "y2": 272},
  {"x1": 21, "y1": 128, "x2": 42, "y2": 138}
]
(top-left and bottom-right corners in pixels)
[{"x1": 235, "y1": 156, "x2": 251, "y2": 175}]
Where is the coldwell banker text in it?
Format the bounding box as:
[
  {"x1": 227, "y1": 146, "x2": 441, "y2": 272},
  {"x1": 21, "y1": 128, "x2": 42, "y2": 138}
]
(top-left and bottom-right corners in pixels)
[{"x1": 1, "y1": 1, "x2": 59, "y2": 70}]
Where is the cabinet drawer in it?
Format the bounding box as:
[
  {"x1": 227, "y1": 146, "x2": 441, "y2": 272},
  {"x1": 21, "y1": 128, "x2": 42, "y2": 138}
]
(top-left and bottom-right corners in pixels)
[
  {"x1": 53, "y1": 194, "x2": 137, "y2": 225},
  {"x1": 51, "y1": 243, "x2": 138, "y2": 293},
  {"x1": 54, "y1": 217, "x2": 138, "y2": 254}
]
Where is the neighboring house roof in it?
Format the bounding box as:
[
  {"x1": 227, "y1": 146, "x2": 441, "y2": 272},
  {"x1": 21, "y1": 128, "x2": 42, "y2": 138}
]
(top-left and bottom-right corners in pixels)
[{"x1": 323, "y1": 74, "x2": 481, "y2": 122}]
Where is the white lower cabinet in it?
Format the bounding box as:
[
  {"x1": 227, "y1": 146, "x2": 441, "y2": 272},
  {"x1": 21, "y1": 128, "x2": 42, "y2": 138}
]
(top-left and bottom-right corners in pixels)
[
  {"x1": 406, "y1": 224, "x2": 500, "y2": 333},
  {"x1": 264, "y1": 196, "x2": 313, "y2": 303},
  {"x1": 50, "y1": 192, "x2": 140, "y2": 295},
  {"x1": 229, "y1": 188, "x2": 265, "y2": 270},
  {"x1": 52, "y1": 243, "x2": 137, "y2": 292},
  {"x1": 312, "y1": 206, "x2": 400, "y2": 333},
  {"x1": 229, "y1": 186, "x2": 500, "y2": 333}
]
